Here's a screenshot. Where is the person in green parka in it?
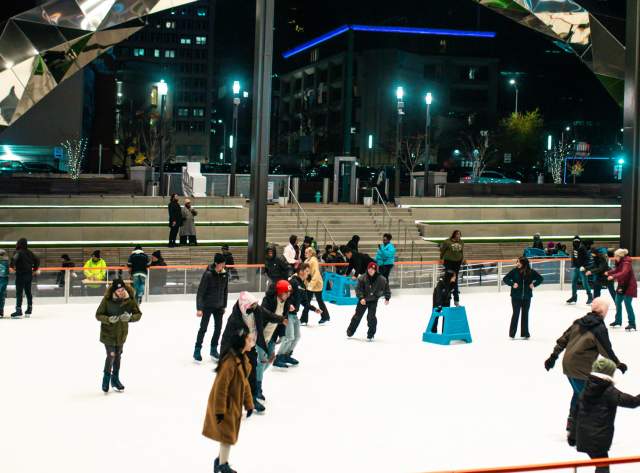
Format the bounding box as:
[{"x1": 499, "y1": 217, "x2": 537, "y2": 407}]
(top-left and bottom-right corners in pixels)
[
  {"x1": 502, "y1": 256, "x2": 544, "y2": 339},
  {"x1": 440, "y1": 230, "x2": 465, "y2": 305},
  {"x1": 95, "y1": 279, "x2": 142, "y2": 393}
]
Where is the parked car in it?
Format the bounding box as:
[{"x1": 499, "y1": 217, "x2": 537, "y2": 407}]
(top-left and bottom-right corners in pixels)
[
  {"x1": 462, "y1": 170, "x2": 521, "y2": 184},
  {"x1": 0, "y1": 160, "x2": 27, "y2": 175},
  {"x1": 22, "y1": 162, "x2": 60, "y2": 173}
]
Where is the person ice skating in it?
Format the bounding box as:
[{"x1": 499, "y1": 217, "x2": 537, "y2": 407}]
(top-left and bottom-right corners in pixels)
[
  {"x1": 567, "y1": 236, "x2": 594, "y2": 305},
  {"x1": 586, "y1": 248, "x2": 615, "y2": 301},
  {"x1": 346, "y1": 262, "x2": 390, "y2": 341},
  {"x1": 56, "y1": 254, "x2": 75, "y2": 288},
  {"x1": 375, "y1": 233, "x2": 396, "y2": 280},
  {"x1": 343, "y1": 247, "x2": 375, "y2": 279},
  {"x1": 0, "y1": 249, "x2": 8, "y2": 318},
  {"x1": 605, "y1": 249, "x2": 637, "y2": 331},
  {"x1": 194, "y1": 254, "x2": 229, "y2": 361},
  {"x1": 202, "y1": 327, "x2": 254, "y2": 473},
  {"x1": 502, "y1": 256, "x2": 544, "y2": 339},
  {"x1": 570, "y1": 357, "x2": 640, "y2": 473},
  {"x1": 149, "y1": 250, "x2": 167, "y2": 294},
  {"x1": 10, "y1": 238, "x2": 40, "y2": 318},
  {"x1": 220, "y1": 292, "x2": 287, "y2": 414},
  {"x1": 180, "y1": 198, "x2": 198, "y2": 246},
  {"x1": 221, "y1": 244, "x2": 239, "y2": 281},
  {"x1": 532, "y1": 233, "x2": 544, "y2": 250},
  {"x1": 544, "y1": 298, "x2": 627, "y2": 442},
  {"x1": 276, "y1": 263, "x2": 319, "y2": 367},
  {"x1": 95, "y1": 279, "x2": 142, "y2": 393},
  {"x1": 167, "y1": 193, "x2": 183, "y2": 247},
  {"x1": 300, "y1": 246, "x2": 330, "y2": 325},
  {"x1": 127, "y1": 245, "x2": 150, "y2": 304},
  {"x1": 440, "y1": 230, "x2": 464, "y2": 306},
  {"x1": 431, "y1": 269, "x2": 456, "y2": 333},
  {"x1": 261, "y1": 280, "x2": 293, "y2": 371},
  {"x1": 83, "y1": 250, "x2": 107, "y2": 296},
  {"x1": 264, "y1": 245, "x2": 289, "y2": 285},
  {"x1": 283, "y1": 235, "x2": 300, "y2": 271}
]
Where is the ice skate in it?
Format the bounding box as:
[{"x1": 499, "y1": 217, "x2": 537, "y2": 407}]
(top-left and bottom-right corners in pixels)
[
  {"x1": 273, "y1": 354, "x2": 289, "y2": 368},
  {"x1": 285, "y1": 354, "x2": 299, "y2": 365},
  {"x1": 217, "y1": 463, "x2": 237, "y2": 473},
  {"x1": 25, "y1": 306, "x2": 32, "y2": 317},
  {"x1": 609, "y1": 322, "x2": 622, "y2": 328},
  {"x1": 367, "y1": 336, "x2": 374, "y2": 342},
  {"x1": 318, "y1": 317, "x2": 330, "y2": 324},
  {"x1": 565, "y1": 297, "x2": 577, "y2": 304},
  {"x1": 193, "y1": 346, "x2": 202, "y2": 362},
  {"x1": 111, "y1": 373, "x2": 125, "y2": 392},
  {"x1": 210, "y1": 346, "x2": 219, "y2": 359},
  {"x1": 253, "y1": 398, "x2": 266, "y2": 414},
  {"x1": 256, "y1": 382, "x2": 265, "y2": 401},
  {"x1": 10, "y1": 309, "x2": 22, "y2": 318},
  {"x1": 625, "y1": 324, "x2": 637, "y2": 332},
  {"x1": 102, "y1": 373, "x2": 110, "y2": 393},
  {"x1": 585, "y1": 296, "x2": 593, "y2": 305}
]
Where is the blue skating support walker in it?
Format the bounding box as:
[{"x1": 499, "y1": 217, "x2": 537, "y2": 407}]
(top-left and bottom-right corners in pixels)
[
  {"x1": 322, "y1": 272, "x2": 358, "y2": 305},
  {"x1": 422, "y1": 306, "x2": 473, "y2": 345}
]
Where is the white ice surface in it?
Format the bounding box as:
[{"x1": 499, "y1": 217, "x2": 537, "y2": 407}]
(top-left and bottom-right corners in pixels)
[{"x1": 2, "y1": 290, "x2": 640, "y2": 473}]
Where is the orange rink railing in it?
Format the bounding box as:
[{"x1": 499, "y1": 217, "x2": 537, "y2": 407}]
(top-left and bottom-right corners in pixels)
[{"x1": 425, "y1": 455, "x2": 640, "y2": 472}]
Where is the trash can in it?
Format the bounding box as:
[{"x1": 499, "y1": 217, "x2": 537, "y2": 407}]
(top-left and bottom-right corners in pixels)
[
  {"x1": 278, "y1": 196, "x2": 288, "y2": 207},
  {"x1": 435, "y1": 184, "x2": 446, "y2": 198},
  {"x1": 363, "y1": 196, "x2": 373, "y2": 207}
]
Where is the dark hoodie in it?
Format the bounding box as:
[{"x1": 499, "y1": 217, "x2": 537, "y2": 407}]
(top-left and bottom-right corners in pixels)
[
  {"x1": 432, "y1": 270, "x2": 456, "y2": 311},
  {"x1": 571, "y1": 237, "x2": 592, "y2": 269},
  {"x1": 196, "y1": 264, "x2": 229, "y2": 310},
  {"x1": 356, "y1": 271, "x2": 391, "y2": 303},
  {"x1": 549, "y1": 313, "x2": 622, "y2": 380},
  {"x1": 264, "y1": 246, "x2": 289, "y2": 282},
  {"x1": 346, "y1": 235, "x2": 360, "y2": 252},
  {"x1": 575, "y1": 375, "x2": 640, "y2": 454},
  {"x1": 346, "y1": 251, "x2": 375, "y2": 277},
  {"x1": 10, "y1": 238, "x2": 40, "y2": 274}
]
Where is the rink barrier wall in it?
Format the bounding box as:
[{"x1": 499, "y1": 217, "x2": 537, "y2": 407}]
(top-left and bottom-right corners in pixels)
[
  {"x1": 10, "y1": 256, "x2": 639, "y2": 304},
  {"x1": 425, "y1": 454, "x2": 640, "y2": 472}
]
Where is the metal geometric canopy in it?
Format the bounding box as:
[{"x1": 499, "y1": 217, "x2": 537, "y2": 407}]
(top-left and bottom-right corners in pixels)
[
  {"x1": 473, "y1": 0, "x2": 625, "y2": 103},
  {"x1": 0, "y1": 0, "x2": 196, "y2": 129}
]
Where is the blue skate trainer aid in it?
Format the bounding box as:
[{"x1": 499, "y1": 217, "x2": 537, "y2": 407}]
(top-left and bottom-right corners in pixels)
[
  {"x1": 422, "y1": 306, "x2": 472, "y2": 345},
  {"x1": 322, "y1": 272, "x2": 358, "y2": 305}
]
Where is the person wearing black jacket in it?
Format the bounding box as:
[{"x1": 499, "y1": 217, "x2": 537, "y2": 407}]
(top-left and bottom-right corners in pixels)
[
  {"x1": 221, "y1": 244, "x2": 239, "y2": 281},
  {"x1": 346, "y1": 262, "x2": 390, "y2": 341},
  {"x1": 264, "y1": 246, "x2": 289, "y2": 285},
  {"x1": 167, "y1": 193, "x2": 183, "y2": 247},
  {"x1": 532, "y1": 233, "x2": 544, "y2": 250},
  {"x1": 586, "y1": 248, "x2": 615, "y2": 301},
  {"x1": 194, "y1": 254, "x2": 229, "y2": 361},
  {"x1": 343, "y1": 247, "x2": 375, "y2": 278},
  {"x1": 10, "y1": 238, "x2": 40, "y2": 318},
  {"x1": 502, "y1": 256, "x2": 544, "y2": 339},
  {"x1": 571, "y1": 357, "x2": 640, "y2": 472},
  {"x1": 431, "y1": 269, "x2": 457, "y2": 333},
  {"x1": 56, "y1": 254, "x2": 75, "y2": 288},
  {"x1": 220, "y1": 291, "x2": 287, "y2": 414},
  {"x1": 149, "y1": 250, "x2": 167, "y2": 294},
  {"x1": 567, "y1": 236, "x2": 594, "y2": 304},
  {"x1": 127, "y1": 246, "x2": 150, "y2": 304},
  {"x1": 346, "y1": 235, "x2": 360, "y2": 252},
  {"x1": 260, "y1": 280, "x2": 292, "y2": 378}
]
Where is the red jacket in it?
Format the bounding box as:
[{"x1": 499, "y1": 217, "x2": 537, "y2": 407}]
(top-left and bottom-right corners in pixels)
[{"x1": 608, "y1": 256, "x2": 637, "y2": 298}]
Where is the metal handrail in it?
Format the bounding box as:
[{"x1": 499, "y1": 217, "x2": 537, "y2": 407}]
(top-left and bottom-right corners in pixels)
[
  {"x1": 371, "y1": 186, "x2": 393, "y2": 232},
  {"x1": 287, "y1": 187, "x2": 338, "y2": 247}
]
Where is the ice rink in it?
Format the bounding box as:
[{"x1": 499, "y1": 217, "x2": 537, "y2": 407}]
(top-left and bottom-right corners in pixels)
[{"x1": 2, "y1": 289, "x2": 640, "y2": 473}]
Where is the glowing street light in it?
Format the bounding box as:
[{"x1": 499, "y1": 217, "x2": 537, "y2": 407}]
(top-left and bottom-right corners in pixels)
[
  {"x1": 232, "y1": 80, "x2": 241, "y2": 95},
  {"x1": 509, "y1": 79, "x2": 518, "y2": 115},
  {"x1": 157, "y1": 79, "x2": 168, "y2": 97},
  {"x1": 396, "y1": 86, "x2": 404, "y2": 100}
]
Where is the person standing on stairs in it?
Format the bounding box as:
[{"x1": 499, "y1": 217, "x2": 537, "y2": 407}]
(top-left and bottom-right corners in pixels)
[
  {"x1": 502, "y1": 256, "x2": 544, "y2": 339},
  {"x1": 167, "y1": 193, "x2": 183, "y2": 248},
  {"x1": 440, "y1": 230, "x2": 464, "y2": 306},
  {"x1": 95, "y1": 279, "x2": 142, "y2": 393},
  {"x1": 194, "y1": 254, "x2": 229, "y2": 361},
  {"x1": 10, "y1": 238, "x2": 40, "y2": 318},
  {"x1": 180, "y1": 198, "x2": 198, "y2": 246},
  {"x1": 605, "y1": 249, "x2": 637, "y2": 331}
]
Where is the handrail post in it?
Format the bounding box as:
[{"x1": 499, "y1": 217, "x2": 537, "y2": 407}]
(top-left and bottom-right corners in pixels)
[
  {"x1": 560, "y1": 259, "x2": 566, "y2": 291},
  {"x1": 399, "y1": 264, "x2": 403, "y2": 289},
  {"x1": 144, "y1": 272, "x2": 150, "y2": 303},
  {"x1": 497, "y1": 262, "x2": 503, "y2": 293},
  {"x1": 432, "y1": 262, "x2": 438, "y2": 288},
  {"x1": 64, "y1": 269, "x2": 70, "y2": 303}
]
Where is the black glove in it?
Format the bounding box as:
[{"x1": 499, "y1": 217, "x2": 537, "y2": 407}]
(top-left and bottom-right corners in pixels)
[
  {"x1": 618, "y1": 363, "x2": 628, "y2": 374},
  {"x1": 216, "y1": 414, "x2": 224, "y2": 424},
  {"x1": 544, "y1": 356, "x2": 556, "y2": 371},
  {"x1": 567, "y1": 435, "x2": 576, "y2": 447},
  {"x1": 246, "y1": 409, "x2": 253, "y2": 418}
]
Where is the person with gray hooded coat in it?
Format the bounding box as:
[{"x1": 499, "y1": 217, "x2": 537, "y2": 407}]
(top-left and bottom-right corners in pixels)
[{"x1": 180, "y1": 198, "x2": 198, "y2": 246}]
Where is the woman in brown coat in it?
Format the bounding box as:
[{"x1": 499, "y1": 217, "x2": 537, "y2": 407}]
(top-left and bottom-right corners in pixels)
[
  {"x1": 203, "y1": 327, "x2": 254, "y2": 473},
  {"x1": 300, "y1": 246, "x2": 330, "y2": 325}
]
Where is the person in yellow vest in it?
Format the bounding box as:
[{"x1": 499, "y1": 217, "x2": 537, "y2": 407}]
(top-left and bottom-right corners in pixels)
[{"x1": 84, "y1": 250, "x2": 107, "y2": 295}]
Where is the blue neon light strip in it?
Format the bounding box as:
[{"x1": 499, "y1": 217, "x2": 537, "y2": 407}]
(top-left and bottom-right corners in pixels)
[{"x1": 282, "y1": 24, "x2": 496, "y2": 59}]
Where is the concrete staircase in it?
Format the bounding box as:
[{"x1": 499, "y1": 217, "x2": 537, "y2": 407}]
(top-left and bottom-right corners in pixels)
[{"x1": 266, "y1": 204, "x2": 440, "y2": 261}]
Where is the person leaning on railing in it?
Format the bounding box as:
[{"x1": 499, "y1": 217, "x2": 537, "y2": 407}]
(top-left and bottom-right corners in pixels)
[
  {"x1": 544, "y1": 298, "x2": 627, "y2": 446},
  {"x1": 83, "y1": 250, "x2": 107, "y2": 296}
]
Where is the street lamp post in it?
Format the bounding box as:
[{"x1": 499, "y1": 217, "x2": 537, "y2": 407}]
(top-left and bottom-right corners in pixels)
[
  {"x1": 157, "y1": 79, "x2": 168, "y2": 196},
  {"x1": 217, "y1": 119, "x2": 227, "y2": 164},
  {"x1": 509, "y1": 79, "x2": 519, "y2": 115},
  {"x1": 394, "y1": 86, "x2": 404, "y2": 200},
  {"x1": 230, "y1": 80, "x2": 241, "y2": 196},
  {"x1": 424, "y1": 92, "x2": 433, "y2": 198}
]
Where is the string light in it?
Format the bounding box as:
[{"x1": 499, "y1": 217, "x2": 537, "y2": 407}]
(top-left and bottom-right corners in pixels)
[{"x1": 62, "y1": 138, "x2": 88, "y2": 180}]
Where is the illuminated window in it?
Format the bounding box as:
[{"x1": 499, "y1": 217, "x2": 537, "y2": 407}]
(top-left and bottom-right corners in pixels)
[
  {"x1": 154, "y1": 49, "x2": 160, "y2": 58},
  {"x1": 197, "y1": 7, "x2": 207, "y2": 17},
  {"x1": 165, "y1": 21, "x2": 175, "y2": 29},
  {"x1": 195, "y1": 36, "x2": 206, "y2": 45},
  {"x1": 164, "y1": 50, "x2": 175, "y2": 58},
  {"x1": 178, "y1": 108, "x2": 189, "y2": 117},
  {"x1": 133, "y1": 48, "x2": 145, "y2": 57},
  {"x1": 180, "y1": 37, "x2": 192, "y2": 45},
  {"x1": 193, "y1": 108, "x2": 205, "y2": 117}
]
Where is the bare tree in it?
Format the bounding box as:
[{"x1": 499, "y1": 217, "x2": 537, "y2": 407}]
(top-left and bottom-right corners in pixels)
[
  {"x1": 399, "y1": 133, "x2": 425, "y2": 176},
  {"x1": 460, "y1": 130, "x2": 495, "y2": 179}
]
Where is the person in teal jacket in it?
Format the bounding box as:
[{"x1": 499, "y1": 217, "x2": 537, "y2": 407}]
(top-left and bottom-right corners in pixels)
[
  {"x1": 375, "y1": 233, "x2": 396, "y2": 280},
  {"x1": 0, "y1": 249, "x2": 8, "y2": 317},
  {"x1": 502, "y1": 256, "x2": 544, "y2": 339}
]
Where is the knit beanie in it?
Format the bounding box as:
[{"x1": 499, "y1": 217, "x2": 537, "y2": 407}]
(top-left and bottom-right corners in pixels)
[
  {"x1": 592, "y1": 358, "x2": 616, "y2": 378},
  {"x1": 111, "y1": 278, "x2": 126, "y2": 291},
  {"x1": 152, "y1": 250, "x2": 162, "y2": 258},
  {"x1": 367, "y1": 261, "x2": 378, "y2": 271},
  {"x1": 214, "y1": 253, "x2": 226, "y2": 264}
]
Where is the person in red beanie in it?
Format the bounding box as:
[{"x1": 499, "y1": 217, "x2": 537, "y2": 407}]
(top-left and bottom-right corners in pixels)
[{"x1": 346, "y1": 261, "x2": 391, "y2": 341}]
